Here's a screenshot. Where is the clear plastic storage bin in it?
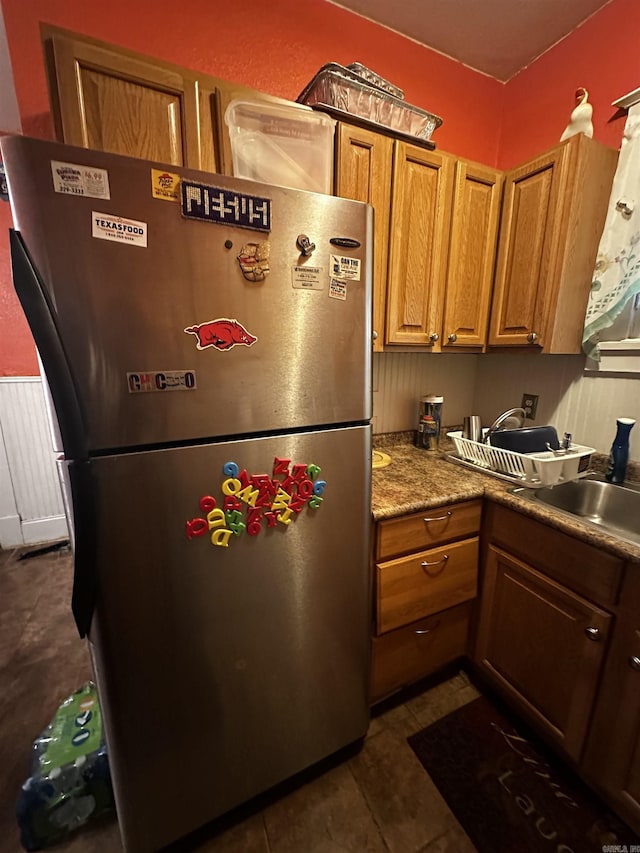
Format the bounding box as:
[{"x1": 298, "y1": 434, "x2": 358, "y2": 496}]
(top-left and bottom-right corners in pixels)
[{"x1": 224, "y1": 99, "x2": 336, "y2": 194}]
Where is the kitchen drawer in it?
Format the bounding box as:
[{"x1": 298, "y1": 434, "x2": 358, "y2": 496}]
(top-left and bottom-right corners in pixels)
[
  {"x1": 371, "y1": 601, "x2": 472, "y2": 702},
  {"x1": 485, "y1": 502, "x2": 624, "y2": 607},
  {"x1": 376, "y1": 537, "x2": 478, "y2": 634},
  {"x1": 376, "y1": 500, "x2": 482, "y2": 561}
]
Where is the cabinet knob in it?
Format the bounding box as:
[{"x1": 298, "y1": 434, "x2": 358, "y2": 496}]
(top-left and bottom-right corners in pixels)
[
  {"x1": 448, "y1": 333, "x2": 457, "y2": 343},
  {"x1": 629, "y1": 656, "x2": 640, "y2": 671},
  {"x1": 429, "y1": 332, "x2": 439, "y2": 343},
  {"x1": 584, "y1": 626, "x2": 601, "y2": 641},
  {"x1": 527, "y1": 331, "x2": 538, "y2": 344},
  {"x1": 372, "y1": 330, "x2": 378, "y2": 341}
]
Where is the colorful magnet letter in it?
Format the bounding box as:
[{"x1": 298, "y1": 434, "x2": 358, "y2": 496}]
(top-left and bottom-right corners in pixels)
[
  {"x1": 237, "y1": 241, "x2": 271, "y2": 281},
  {"x1": 184, "y1": 318, "x2": 257, "y2": 352}
]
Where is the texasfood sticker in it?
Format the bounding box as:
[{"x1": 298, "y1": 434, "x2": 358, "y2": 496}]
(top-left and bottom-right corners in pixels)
[
  {"x1": 92, "y1": 212, "x2": 148, "y2": 247},
  {"x1": 51, "y1": 161, "x2": 110, "y2": 199},
  {"x1": 151, "y1": 168, "x2": 180, "y2": 202}
]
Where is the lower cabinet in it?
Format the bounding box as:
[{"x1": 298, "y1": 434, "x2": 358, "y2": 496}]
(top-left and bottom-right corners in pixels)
[
  {"x1": 582, "y1": 569, "x2": 640, "y2": 833},
  {"x1": 371, "y1": 500, "x2": 481, "y2": 702},
  {"x1": 372, "y1": 601, "x2": 472, "y2": 701},
  {"x1": 475, "y1": 543, "x2": 612, "y2": 761}
]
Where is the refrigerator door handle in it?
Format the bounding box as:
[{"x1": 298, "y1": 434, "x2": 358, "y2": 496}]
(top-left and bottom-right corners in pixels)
[
  {"x1": 68, "y1": 459, "x2": 99, "y2": 638},
  {"x1": 9, "y1": 229, "x2": 88, "y2": 461}
]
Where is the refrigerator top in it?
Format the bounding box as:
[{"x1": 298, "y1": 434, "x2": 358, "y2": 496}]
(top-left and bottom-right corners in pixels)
[{"x1": 2, "y1": 136, "x2": 373, "y2": 457}]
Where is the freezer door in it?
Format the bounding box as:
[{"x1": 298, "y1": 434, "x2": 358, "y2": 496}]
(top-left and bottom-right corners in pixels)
[
  {"x1": 87, "y1": 425, "x2": 371, "y2": 852},
  {"x1": 3, "y1": 136, "x2": 372, "y2": 454}
]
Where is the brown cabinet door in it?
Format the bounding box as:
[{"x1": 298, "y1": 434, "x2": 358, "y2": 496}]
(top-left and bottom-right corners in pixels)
[
  {"x1": 488, "y1": 145, "x2": 568, "y2": 348},
  {"x1": 386, "y1": 142, "x2": 454, "y2": 347},
  {"x1": 43, "y1": 31, "x2": 211, "y2": 170},
  {"x1": 583, "y1": 595, "x2": 640, "y2": 832},
  {"x1": 442, "y1": 160, "x2": 503, "y2": 348},
  {"x1": 475, "y1": 545, "x2": 611, "y2": 761},
  {"x1": 335, "y1": 124, "x2": 393, "y2": 353},
  {"x1": 583, "y1": 619, "x2": 640, "y2": 830}
]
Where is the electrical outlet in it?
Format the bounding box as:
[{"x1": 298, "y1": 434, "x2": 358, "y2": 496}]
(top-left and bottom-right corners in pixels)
[{"x1": 522, "y1": 393, "x2": 538, "y2": 421}]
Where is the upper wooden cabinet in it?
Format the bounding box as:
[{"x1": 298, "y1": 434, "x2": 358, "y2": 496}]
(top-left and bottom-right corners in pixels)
[
  {"x1": 489, "y1": 133, "x2": 618, "y2": 352},
  {"x1": 386, "y1": 142, "x2": 455, "y2": 347},
  {"x1": 41, "y1": 25, "x2": 288, "y2": 175},
  {"x1": 334, "y1": 129, "x2": 502, "y2": 351},
  {"x1": 441, "y1": 160, "x2": 503, "y2": 348},
  {"x1": 335, "y1": 124, "x2": 393, "y2": 353}
]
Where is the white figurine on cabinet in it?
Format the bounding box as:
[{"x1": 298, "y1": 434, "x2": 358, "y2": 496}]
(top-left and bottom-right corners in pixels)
[{"x1": 561, "y1": 87, "x2": 594, "y2": 141}]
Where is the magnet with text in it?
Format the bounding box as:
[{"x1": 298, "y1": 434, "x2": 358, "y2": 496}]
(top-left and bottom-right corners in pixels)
[
  {"x1": 151, "y1": 169, "x2": 180, "y2": 202},
  {"x1": 184, "y1": 318, "x2": 257, "y2": 352},
  {"x1": 330, "y1": 254, "x2": 361, "y2": 280},
  {"x1": 237, "y1": 241, "x2": 270, "y2": 281}
]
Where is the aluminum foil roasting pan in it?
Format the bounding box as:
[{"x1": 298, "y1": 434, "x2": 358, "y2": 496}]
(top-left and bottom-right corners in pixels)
[{"x1": 297, "y1": 62, "x2": 443, "y2": 142}]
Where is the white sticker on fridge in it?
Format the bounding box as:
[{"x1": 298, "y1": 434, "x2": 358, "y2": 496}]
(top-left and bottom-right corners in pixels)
[
  {"x1": 51, "y1": 161, "x2": 111, "y2": 199},
  {"x1": 329, "y1": 278, "x2": 347, "y2": 301},
  {"x1": 330, "y1": 254, "x2": 361, "y2": 281},
  {"x1": 291, "y1": 265, "x2": 324, "y2": 290},
  {"x1": 91, "y1": 212, "x2": 148, "y2": 247}
]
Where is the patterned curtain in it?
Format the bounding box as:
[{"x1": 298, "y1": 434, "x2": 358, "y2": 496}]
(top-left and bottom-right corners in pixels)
[{"x1": 583, "y1": 104, "x2": 640, "y2": 360}]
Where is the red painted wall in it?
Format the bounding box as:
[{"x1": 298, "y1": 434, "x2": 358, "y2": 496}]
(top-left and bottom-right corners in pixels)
[
  {"x1": 499, "y1": 0, "x2": 640, "y2": 169},
  {"x1": 0, "y1": 0, "x2": 638, "y2": 374}
]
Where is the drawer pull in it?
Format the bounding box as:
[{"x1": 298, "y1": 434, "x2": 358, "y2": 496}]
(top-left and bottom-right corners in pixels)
[
  {"x1": 423, "y1": 511, "x2": 452, "y2": 523},
  {"x1": 584, "y1": 626, "x2": 601, "y2": 641},
  {"x1": 421, "y1": 555, "x2": 449, "y2": 575},
  {"x1": 415, "y1": 620, "x2": 441, "y2": 635},
  {"x1": 629, "y1": 656, "x2": 640, "y2": 671}
]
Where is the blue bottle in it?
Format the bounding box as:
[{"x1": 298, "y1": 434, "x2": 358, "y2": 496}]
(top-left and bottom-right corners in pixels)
[{"x1": 605, "y1": 418, "x2": 636, "y2": 484}]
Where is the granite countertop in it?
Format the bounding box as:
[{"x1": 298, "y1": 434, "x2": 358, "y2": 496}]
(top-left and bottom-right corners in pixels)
[{"x1": 372, "y1": 438, "x2": 640, "y2": 564}]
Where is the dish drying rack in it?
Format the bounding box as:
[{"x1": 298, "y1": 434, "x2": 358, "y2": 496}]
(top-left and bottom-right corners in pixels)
[{"x1": 446, "y1": 431, "x2": 595, "y2": 488}]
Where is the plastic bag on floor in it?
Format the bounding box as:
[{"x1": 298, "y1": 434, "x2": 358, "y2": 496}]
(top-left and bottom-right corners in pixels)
[{"x1": 16, "y1": 682, "x2": 115, "y2": 851}]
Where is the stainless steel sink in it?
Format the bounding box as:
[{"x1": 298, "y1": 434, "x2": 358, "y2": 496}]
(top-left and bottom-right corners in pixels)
[{"x1": 510, "y1": 475, "x2": 640, "y2": 547}]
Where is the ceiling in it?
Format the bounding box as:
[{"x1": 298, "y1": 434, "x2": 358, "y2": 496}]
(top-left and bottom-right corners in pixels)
[{"x1": 329, "y1": 0, "x2": 613, "y2": 82}]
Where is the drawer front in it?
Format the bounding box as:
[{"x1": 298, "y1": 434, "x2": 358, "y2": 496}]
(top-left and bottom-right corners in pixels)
[
  {"x1": 371, "y1": 602, "x2": 472, "y2": 702},
  {"x1": 377, "y1": 500, "x2": 482, "y2": 561},
  {"x1": 377, "y1": 537, "x2": 478, "y2": 634}
]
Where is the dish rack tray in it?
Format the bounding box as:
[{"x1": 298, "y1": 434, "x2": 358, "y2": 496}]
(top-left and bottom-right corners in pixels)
[{"x1": 446, "y1": 431, "x2": 595, "y2": 487}]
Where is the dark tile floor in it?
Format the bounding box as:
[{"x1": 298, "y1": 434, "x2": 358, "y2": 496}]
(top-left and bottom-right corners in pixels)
[{"x1": 0, "y1": 545, "x2": 478, "y2": 853}]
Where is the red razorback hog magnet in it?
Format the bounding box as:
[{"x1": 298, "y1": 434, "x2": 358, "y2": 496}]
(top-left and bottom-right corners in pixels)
[{"x1": 184, "y1": 318, "x2": 257, "y2": 351}]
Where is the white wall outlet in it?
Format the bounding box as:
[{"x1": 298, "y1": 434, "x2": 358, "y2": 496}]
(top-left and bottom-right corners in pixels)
[{"x1": 522, "y1": 393, "x2": 539, "y2": 420}]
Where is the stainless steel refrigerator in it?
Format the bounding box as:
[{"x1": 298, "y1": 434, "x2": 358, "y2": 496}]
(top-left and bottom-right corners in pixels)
[{"x1": 2, "y1": 136, "x2": 373, "y2": 852}]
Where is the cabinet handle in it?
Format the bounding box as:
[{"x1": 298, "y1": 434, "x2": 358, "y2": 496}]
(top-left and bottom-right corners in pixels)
[
  {"x1": 629, "y1": 656, "x2": 640, "y2": 671},
  {"x1": 527, "y1": 331, "x2": 538, "y2": 344},
  {"x1": 429, "y1": 332, "x2": 439, "y2": 343},
  {"x1": 415, "y1": 620, "x2": 441, "y2": 635},
  {"x1": 372, "y1": 330, "x2": 378, "y2": 340},
  {"x1": 423, "y1": 511, "x2": 452, "y2": 523},
  {"x1": 421, "y1": 555, "x2": 449, "y2": 573},
  {"x1": 584, "y1": 626, "x2": 601, "y2": 641},
  {"x1": 448, "y1": 333, "x2": 457, "y2": 343}
]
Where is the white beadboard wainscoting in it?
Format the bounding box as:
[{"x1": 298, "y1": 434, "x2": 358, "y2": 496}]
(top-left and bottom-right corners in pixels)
[
  {"x1": 0, "y1": 377, "x2": 68, "y2": 548},
  {"x1": 372, "y1": 352, "x2": 478, "y2": 434},
  {"x1": 473, "y1": 354, "x2": 640, "y2": 461},
  {"x1": 373, "y1": 350, "x2": 640, "y2": 463}
]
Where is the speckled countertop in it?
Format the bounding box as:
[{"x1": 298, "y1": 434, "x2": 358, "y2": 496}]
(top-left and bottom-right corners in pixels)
[{"x1": 372, "y1": 435, "x2": 640, "y2": 564}]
